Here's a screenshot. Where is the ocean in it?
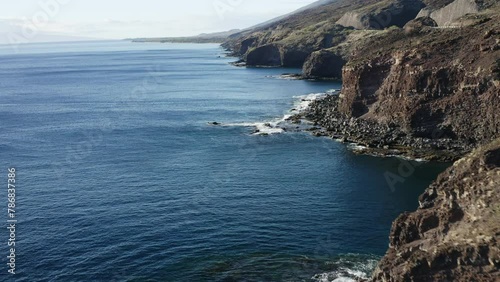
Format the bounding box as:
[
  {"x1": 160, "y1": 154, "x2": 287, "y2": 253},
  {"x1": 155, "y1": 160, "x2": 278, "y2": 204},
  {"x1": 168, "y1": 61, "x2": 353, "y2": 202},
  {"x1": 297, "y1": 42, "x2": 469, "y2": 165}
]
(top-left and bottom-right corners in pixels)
[{"x1": 0, "y1": 41, "x2": 448, "y2": 281}]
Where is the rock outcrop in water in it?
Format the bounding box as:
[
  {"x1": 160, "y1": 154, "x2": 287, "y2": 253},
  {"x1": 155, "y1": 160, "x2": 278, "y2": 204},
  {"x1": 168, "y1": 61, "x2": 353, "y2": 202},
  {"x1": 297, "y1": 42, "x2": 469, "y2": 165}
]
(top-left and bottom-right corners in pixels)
[
  {"x1": 343, "y1": 16, "x2": 498, "y2": 123},
  {"x1": 371, "y1": 138, "x2": 500, "y2": 281}
]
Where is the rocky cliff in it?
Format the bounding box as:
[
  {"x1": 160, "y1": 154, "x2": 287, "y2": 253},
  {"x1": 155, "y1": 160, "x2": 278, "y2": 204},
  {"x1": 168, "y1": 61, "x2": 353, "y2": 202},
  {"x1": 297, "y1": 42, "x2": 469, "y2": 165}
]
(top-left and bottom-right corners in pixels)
[
  {"x1": 302, "y1": 6, "x2": 500, "y2": 161},
  {"x1": 371, "y1": 138, "x2": 500, "y2": 281},
  {"x1": 370, "y1": 15, "x2": 497, "y2": 140}
]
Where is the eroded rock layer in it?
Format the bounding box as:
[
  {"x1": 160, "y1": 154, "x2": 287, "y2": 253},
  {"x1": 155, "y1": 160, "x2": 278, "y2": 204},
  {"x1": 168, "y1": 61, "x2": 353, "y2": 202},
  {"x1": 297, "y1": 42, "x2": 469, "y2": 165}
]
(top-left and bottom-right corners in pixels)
[
  {"x1": 305, "y1": 8, "x2": 500, "y2": 161},
  {"x1": 371, "y1": 138, "x2": 500, "y2": 281}
]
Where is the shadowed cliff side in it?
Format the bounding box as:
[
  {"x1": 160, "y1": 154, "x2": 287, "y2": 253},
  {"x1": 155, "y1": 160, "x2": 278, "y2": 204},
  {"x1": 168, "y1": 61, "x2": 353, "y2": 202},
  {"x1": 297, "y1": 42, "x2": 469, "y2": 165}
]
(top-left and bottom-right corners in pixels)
[{"x1": 371, "y1": 138, "x2": 500, "y2": 281}]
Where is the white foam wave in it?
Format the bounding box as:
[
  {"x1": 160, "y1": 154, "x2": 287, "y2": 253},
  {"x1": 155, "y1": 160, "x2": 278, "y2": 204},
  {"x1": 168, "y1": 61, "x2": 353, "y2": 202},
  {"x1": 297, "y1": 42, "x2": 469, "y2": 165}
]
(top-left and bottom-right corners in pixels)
[
  {"x1": 311, "y1": 257, "x2": 379, "y2": 282},
  {"x1": 347, "y1": 144, "x2": 368, "y2": 151},
  {"x1": 291, "y1": 93, "x2": 328, "y2": 114},
  {"x1": 314, "y1": 274, "x2": 356, "y2": 282},
  {"x1": 265, "y1": 73, "x2": 302, "y2": 80},
  {"x1": 326, "y1": 89, "x2": 340, "y2": 94},
  {"x1": 216, "y1": 92, "x2": 330, "y2": 136}
]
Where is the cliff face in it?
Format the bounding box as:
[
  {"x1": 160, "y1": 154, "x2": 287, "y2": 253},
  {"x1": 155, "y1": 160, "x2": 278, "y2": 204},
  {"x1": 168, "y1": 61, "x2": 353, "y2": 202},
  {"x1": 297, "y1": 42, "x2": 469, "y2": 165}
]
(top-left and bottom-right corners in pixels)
[
  {"x1": 302, "y1": 28, "x2": 389, "y2": 79},
  {"x1": 300, "y1": 8, "x2": 499, "y2": 161},
  {"x1": 338, "y1": 10, "x2": 500, "y2": 150},
  {"x1": 371, "y1": 138, "x2": 500, "y2": 281}
]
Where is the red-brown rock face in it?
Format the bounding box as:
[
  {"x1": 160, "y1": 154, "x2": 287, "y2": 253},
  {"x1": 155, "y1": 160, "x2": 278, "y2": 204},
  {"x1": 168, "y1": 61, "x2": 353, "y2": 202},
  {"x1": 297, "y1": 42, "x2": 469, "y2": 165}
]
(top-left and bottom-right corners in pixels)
[
  {"x1": 338, "y1": 13, "x2": 500, "y2": 146},
  {"x1": 371, "y1": 138, "x2": 500, "y2": 281}
]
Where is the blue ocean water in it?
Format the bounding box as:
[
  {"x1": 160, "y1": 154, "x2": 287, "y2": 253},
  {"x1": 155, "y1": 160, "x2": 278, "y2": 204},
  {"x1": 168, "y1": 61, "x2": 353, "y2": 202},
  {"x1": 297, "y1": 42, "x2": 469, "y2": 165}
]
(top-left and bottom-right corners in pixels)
[{"x1": 0, "y1": 41, "x2": 448, "y2": 281}]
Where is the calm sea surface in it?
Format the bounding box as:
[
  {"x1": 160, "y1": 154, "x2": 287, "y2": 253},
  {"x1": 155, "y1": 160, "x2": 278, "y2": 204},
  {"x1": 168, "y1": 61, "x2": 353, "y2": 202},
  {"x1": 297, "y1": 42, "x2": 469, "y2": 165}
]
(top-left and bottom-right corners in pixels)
[{"x1": 0, "y1": 41, "x2": 448, "y2": 281}]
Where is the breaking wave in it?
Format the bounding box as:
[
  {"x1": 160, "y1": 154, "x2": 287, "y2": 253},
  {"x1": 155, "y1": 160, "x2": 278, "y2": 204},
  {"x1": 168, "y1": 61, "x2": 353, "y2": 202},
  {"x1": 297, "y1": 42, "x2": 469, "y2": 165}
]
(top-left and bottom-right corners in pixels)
[{"x1": 215, "y1": 91, "x2": 338, "y2": 135}]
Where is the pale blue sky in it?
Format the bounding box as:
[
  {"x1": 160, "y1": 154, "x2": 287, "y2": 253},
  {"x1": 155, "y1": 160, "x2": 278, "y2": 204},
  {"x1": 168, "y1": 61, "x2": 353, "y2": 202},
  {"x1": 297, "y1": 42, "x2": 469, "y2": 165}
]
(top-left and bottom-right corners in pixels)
[{"x1": 0, "y1": 0, "x2": 317, "y2": 43}]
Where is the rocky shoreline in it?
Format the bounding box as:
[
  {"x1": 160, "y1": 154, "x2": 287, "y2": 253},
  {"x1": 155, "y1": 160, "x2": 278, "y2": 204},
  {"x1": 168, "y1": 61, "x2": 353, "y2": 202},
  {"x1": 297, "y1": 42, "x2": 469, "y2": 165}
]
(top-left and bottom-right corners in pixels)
[
  {"x1": 215, "y1": 89, "x2": 477, "y2": 162},
  {"x1": 291, "y1": 93, "x2": 475, "y2": 162}
]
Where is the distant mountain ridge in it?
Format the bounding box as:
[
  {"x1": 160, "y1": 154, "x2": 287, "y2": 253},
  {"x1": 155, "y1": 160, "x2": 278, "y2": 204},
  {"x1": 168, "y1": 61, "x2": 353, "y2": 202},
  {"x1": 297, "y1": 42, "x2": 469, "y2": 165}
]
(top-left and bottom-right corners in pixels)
[
  {"x1": 131, "y1": 29, "x2": 242, "y2": 44},
  {"x1": 243, "y1": 0, "x2": 338, "y2": 31},
  {"x1": 131, "y1": 0, "x2": 339, "y2": 44}
]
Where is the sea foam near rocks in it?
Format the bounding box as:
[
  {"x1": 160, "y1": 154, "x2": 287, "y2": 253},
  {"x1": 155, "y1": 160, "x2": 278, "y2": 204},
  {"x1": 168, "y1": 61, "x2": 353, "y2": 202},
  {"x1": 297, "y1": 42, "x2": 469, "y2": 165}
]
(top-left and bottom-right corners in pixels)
[
  {"x1": 216, "y1": 92, "x2": 334, "y2": 136},
  {"x1": 311, "y1": 256, "x2": 378, "y2": 282},
  {"x1": 291, "y1": 93, "x2": 330, "y2": 114}
]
